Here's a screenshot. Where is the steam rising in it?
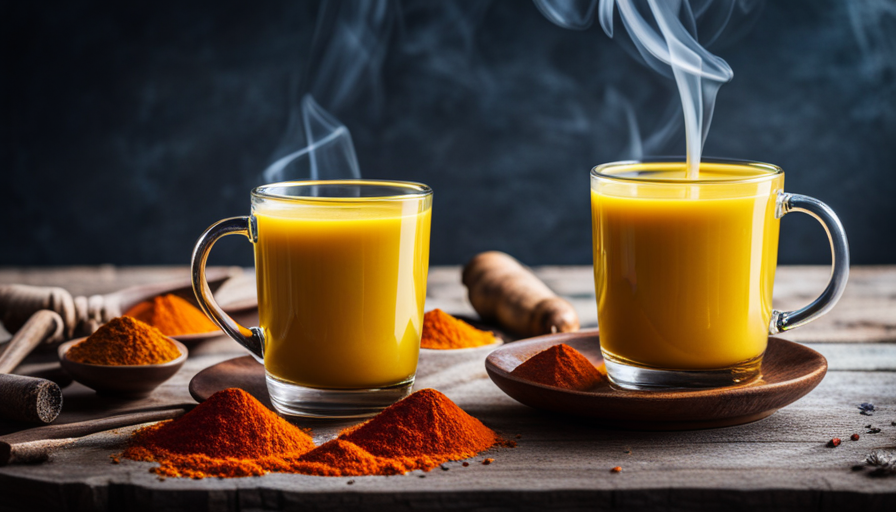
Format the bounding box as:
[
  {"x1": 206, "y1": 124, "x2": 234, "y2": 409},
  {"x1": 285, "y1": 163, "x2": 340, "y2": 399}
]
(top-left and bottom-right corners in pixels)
[
  {"x1": 535, "y1": 0, "x2": 760, "y2": 178},
  {"x1": 265, "y1": 0, "x2": 396, "y2": 183},
  {"x1": 263, "y1": 95, "x2": 360, "y2": 183}
]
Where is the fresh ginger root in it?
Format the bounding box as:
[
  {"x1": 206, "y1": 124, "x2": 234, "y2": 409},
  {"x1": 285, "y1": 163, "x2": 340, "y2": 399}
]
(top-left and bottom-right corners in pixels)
[{"x1": 462, "y1": 251, "x2": 579, "y2": 338}]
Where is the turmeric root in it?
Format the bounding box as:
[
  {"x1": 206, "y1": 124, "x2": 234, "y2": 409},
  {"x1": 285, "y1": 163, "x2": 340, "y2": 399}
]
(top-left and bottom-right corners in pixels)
[{"x1": 462, "y1": 251, "x2": 579, "y2": 338}]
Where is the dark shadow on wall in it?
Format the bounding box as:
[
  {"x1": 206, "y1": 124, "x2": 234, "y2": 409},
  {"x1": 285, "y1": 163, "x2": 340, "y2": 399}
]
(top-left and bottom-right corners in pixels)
[{"x1": 2, "y1": 0, "x2": 894, "y2": 266}]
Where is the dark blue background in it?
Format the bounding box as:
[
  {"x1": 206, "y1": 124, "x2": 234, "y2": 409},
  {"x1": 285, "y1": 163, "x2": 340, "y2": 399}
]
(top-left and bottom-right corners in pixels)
[{"x1": 3, "y1": 0, "x2": 894, "y2": 266}]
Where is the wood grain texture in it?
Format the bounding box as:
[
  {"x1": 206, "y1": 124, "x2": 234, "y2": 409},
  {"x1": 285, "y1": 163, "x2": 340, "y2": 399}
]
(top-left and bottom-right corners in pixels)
[{"x1": 0, "y1": 266, "x2": 893, "y2": 512}]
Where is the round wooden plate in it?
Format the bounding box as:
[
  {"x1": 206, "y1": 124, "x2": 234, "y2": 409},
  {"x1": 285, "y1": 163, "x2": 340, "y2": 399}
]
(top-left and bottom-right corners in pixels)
[
  {"x1": 190, "y1": 355, "x2": 271, "y2": 408},
  {"x1": 485, "y1": 329, "x2": 827, "y2": 430}
]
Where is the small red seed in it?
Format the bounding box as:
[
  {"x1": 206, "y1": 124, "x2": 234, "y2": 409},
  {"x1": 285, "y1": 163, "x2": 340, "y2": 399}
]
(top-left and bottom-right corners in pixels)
[
  {"x1": 482, "y1": 458, "x2": 494, "y2": 465},
  {"x1": 611, "y1": 466, "x2": 622, "y2": 473},
  {"x1": 462, "y1": 462, "x2": 469, "y2": 467},
  {"x1": 829, "y1": 438, "x2": 841, "y2": 447},
  {"x1": 851, "y1": 434, "x2": 860, "y2": 441}
]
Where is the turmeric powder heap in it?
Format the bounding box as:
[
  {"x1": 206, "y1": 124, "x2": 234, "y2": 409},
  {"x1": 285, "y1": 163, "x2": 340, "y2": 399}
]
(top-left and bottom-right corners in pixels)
[
  {"x1": 511, "y1": 343, "x2": 604, "y2": 390},
  {"x1": 67, "y1": 316, "x2": 181, "y2": 365},
  {"x1": 125, "y1": 294, "x2": 219, "y2": 336},
  {"x1": 421, "y1": 309, "x2": 497, "y2": 349},
  {"x1": 120, "y1": 388, "x2": 509, "y2": 479}
]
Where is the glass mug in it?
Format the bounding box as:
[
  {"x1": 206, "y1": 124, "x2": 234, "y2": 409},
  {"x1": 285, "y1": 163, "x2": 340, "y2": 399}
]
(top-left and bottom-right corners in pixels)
[
  {"x1": 591, "y1": 158, "x2": 848, "y2": 389},
  {"x1": 192, "y1": 180, "x2": 432, "y2": 418}
]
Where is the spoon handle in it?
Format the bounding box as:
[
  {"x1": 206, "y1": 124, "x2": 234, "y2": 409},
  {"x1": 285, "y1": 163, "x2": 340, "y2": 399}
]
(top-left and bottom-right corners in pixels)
[{"x1": 0, "y1": 406, "x2": 192, "y2": 465}]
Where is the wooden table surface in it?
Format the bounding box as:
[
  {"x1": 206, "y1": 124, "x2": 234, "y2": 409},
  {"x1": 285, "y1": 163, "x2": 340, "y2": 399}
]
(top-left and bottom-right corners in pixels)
[{"x1": 0, "y1": 266, "x2": 895, "y2": 511}]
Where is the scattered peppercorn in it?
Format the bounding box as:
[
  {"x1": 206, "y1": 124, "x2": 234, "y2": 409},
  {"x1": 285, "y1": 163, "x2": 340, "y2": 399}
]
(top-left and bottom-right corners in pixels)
[
  {"x1": 611, "y1": 466, "x2": 622, "y2": 473},
  {"x1": 482, "y1": 458, "x2": 494, "y2": 465},
  {"x1": 829, "y1": 438, "x2": 841, "y2": 447},
  {"x1": 515, "y1": 434, "x2": 522, "y2": 439},
  {"x1": 858, "y1": 403, "x2": 875, "y2": 416},
  {"x1": 462, "y1": 462, "x2": 469, "y2": 467},
  {"x1": 440, "y1": 465, "x2": 450, "y2": 471},
  {"x1": 347, "y1": 480, "x2": 355, "y2": 485},
  {"x1": 866, "y1": 427, "x2": 881, "y2": 434},
  {"x1": 851, "y1": 434, "x2": 860, "y2": 441}
]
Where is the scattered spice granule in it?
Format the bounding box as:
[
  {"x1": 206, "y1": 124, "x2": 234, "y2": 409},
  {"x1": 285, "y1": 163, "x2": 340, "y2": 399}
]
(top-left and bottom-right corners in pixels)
[
  {"x1": 420, "y1": 309, "x2": 497, "y2": 350},
  {"x1": 515, "y1": 434, "x2": 522, "y2": 439},
  {"x1": 866, "y1": 427, "x2": 882, "y2": 434},
  {"x1": 829, "y1": 438, "x2": 841, "y2": 447},
  {"x1": 851, "y1": 434, "x2": 860, "y2": 441},
  {"x1": 482, "y1": 458, "x2": 494, "y2": 465},
  {"x1": 462, "y1": 462, "x2": 469, "y2": 467},
  {"x1": 611, "y1": 466, "x2": 622, "y2": 473},
  {"x1": 511, "y1": 344, "x2": 603, "y2": 390}
]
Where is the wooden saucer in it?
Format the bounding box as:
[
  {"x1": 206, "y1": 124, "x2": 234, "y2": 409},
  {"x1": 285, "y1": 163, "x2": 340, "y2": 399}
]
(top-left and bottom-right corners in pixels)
[
  {"x1": 485, "y1": 330, "x2": 827, "y2": 430},
  {"x1": 189, "y1": 355, "x2": 271, "y2": 408}
]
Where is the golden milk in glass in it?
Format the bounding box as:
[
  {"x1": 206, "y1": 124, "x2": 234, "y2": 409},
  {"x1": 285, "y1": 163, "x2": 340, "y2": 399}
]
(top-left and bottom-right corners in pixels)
[
  {"x1": 591, "y1": 161, "x2": 784, "y2": 373},
  {"x1": 253, "y1": 198, "x2": 431, "y2": 390}
]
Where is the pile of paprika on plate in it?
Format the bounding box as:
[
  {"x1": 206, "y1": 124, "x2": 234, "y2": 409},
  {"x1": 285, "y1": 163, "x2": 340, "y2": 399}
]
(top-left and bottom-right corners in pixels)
[
  {"x1": 125, "y1": 294, "x2": 219, "y2": 336},
  {"x1": 421, "y1": 309, "x2": 497, "y2": 349},
  {"x1": 119, "y1": 388, "x2": 511, "y2": 479},
  {"x1": 67, "y1": 316, "x2": 181, "y2": 365},
  {"x1": 511, "y1": 343, "x2": 604, "y2": 390}
]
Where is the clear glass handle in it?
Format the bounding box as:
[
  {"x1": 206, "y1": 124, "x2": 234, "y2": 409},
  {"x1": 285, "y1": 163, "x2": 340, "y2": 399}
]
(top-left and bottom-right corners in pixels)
[
  {"x1": 191, "y1": 216, "x2": 265, "y2": 359},
  {"x1": 769, "y1": 192, "x2": 850, "y2": 334}
]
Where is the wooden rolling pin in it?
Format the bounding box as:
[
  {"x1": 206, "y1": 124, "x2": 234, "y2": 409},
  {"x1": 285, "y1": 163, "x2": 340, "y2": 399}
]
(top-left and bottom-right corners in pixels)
[
  {"x1": 463, "y1": 251, "x2": 580, "y2": 338},
  {"x1": 0, "y1": 311, "x2": 65, "y2": 424},
  {"x1": 0, "y1": 406, "x2": 192, "y2": 465}
]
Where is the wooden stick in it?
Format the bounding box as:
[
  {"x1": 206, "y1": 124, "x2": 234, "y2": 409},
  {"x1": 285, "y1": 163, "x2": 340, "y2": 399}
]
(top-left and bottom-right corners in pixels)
[
  {"x1": 0, "y1": 406, "x2": 192, "y2": 465},
  {"x1": 0, "y1": 310, "x2": 64, "y2": 374},
  {"x1": 0, "y1": 374, "x2": 62, "y2": 424}
]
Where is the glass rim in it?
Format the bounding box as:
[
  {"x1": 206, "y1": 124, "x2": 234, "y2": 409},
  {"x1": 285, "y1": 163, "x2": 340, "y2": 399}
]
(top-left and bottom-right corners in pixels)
[
  {"x1": 591, "y1": 157, "x2": 784, "y2": 185},
  {"x1": 252, "y1": 179, "x2": 433, "y2": 203}
]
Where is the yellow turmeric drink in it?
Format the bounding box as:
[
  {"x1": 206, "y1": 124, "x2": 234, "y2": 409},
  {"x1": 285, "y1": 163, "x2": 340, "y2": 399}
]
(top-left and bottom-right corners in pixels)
[
  {"x1": 591, "y1": 161, "x2": 784, "y2": 372},
  {"x1": 254, "y1": 201, "x2": 431, "y2": 390}
]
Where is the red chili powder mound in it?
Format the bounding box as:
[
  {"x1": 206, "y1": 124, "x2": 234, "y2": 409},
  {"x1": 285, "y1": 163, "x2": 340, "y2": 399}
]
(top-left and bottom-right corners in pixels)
[
  {"x1": 341, "y1": 388, "x2": 504, "y2": 462},
  {"x1": 510, "y1": 343, "x2": 604, "y2": 390},
  {"x1": 121, "y1": 388, "x2": 509, "y2": 479},
  {"x1": 121, "y1": 388, "x2": 315, "y2": 478}
]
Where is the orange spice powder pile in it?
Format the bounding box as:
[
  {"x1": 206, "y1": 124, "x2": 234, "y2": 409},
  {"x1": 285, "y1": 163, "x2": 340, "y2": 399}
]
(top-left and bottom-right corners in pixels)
[
  {"x1": 120, "y1": 387, "x2": 510, "y2": 479},
  {"x1": 120, "y1": 388, "x2": 316, "y2": 478},
  {"x1": 125, "y1": 294, "x2": 219, "y2": 336},
  {"x1": 421, "y1": 309, "x2": 497, "y2": 349},
  {"x1": 67, "y1": 316, "x2": 181, "y2": 365},
  {"x1": 511, "y1": 343, "x2": 604, "y2": 390}
]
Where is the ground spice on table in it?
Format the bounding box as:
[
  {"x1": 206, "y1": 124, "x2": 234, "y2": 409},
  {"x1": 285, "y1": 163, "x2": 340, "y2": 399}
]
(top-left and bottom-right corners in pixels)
[
  {"x1": 125, "y1": 294, "x2": 219, "y2": 336},
  {"x1": 120, "y1": 388, "x2": 316, "y2": 478},
  {"x1": 120, "y1": 388, "x2": 510, "y2": 479},
  {"x1": 421, "y1": 309, "x2": 497, "y2": 349},
  {"x1": 510, "y1": 343, "x2": 604, "y2": 390},
  {"x1": 67, "y1": 316, "x2": 181, "y2": 365}
]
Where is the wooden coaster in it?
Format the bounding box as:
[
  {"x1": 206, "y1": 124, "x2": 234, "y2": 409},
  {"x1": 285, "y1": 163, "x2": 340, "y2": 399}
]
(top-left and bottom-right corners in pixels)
[{"x1": 485, "y1": 330, "x2": 827, "y2": 430}]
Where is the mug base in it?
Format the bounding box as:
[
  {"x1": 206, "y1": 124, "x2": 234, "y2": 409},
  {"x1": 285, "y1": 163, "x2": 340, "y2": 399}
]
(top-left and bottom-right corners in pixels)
[
  {"x1": 266, "y1": 373, "x2": 415, "y2": 419},
  {"x1": 603, "y1": 351, "x2": 763, "y2": 390}
]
